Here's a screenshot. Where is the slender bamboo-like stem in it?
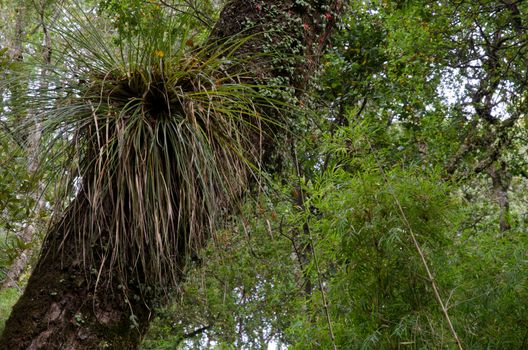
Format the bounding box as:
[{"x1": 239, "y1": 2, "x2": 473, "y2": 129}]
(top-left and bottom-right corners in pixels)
[
  {"x1": 366, "y1": 137, "x2": 464, "y2": 350},
  {"x1": 309, "y1": 233, "x2": 338, "y2": 350},
  {"x1": 292, "y1": 146, "x2": 337, "y2": 350}
]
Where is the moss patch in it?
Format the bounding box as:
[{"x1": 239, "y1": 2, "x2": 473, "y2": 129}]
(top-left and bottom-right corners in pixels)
[{"x1": 0, "y1": 288, "x2": 20, "y2": 334}]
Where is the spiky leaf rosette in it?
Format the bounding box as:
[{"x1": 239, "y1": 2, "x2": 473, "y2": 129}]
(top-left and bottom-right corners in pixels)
[{"x1": 26, "y1": 9, "x2": 283, "y2": 293}]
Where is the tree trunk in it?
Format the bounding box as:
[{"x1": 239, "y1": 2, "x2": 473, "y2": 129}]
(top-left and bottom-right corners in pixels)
[
  {"x1": 8, "y1": 0, "x2": 25, "y2": 61},
  {"x1": 489, "y1": 162, "x2": 512, "y2": 232},
  {"x1": 0, "y1": 1, "x2": 342, "y2": 348},
  {"x1": 0, "y1": 197, "x2": 151, "y2": 349},
  {"x1": 2, "y1": 1, "x2": 52, "y2": 292}
]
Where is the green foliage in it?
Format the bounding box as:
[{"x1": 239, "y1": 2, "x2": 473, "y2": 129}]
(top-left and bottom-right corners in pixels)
[
  {"x1": 0, "y1": 47, "x2": 9, "y2": 69},
  {"x1": 451, "y1": 227, "x2": 528, "y2": 348},
  {"x1": 1, "y1": 0, "x2": 528, "y2": 348},
  {"x1": 1, "y1": 5, "x2": 288, "y2": 295},
  {"x1": 142, "y1": 194, "x2": 301, "y2": 349},
  {"x1": 280, "y1": 119, "x2": 462, "y2": 348},
  {"x1": 141, "y1": 120, "x2": 449, "y2": 349},
  {"x1": 98, "y1": 0, "x2": 218, "y2": 43},
  {"x1": 0, "y1": 288, "x2": 20, "y2": 334}
]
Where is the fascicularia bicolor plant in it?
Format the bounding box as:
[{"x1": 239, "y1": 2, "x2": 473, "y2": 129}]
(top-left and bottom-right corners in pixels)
[{"x1": 16, "y1": 8, "x2": 284, "y2": 294}]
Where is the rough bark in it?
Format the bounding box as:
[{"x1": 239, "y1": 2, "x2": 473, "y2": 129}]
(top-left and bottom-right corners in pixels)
[
  {"x1": 0, "y1": 194, "x2": 152, "y2": 349},
  {"x1": 1, "y1": 234, "x2": 32, "y2": 290},
  {"x1": 489, "y1": 162, "x2": 512, "y2": 232},
  {"x1": 0, "y1": 0, "x2": 342, "y2": 348},
  {"x1": 8, "y1": 0, "x2": 25, "y2": 61}
]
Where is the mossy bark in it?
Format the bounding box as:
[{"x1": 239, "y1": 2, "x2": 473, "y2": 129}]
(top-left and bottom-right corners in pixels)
[
  {"x1": 0, "y1": 195, "x2": 152, "y2": 349},
  {"x1": 0, "y1": 1, "x2": 342, "y2": 348}
]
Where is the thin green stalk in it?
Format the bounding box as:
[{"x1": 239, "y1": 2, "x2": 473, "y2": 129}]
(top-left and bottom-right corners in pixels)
[
  {"x1": 293, "y1": 145, "x2": 337, "y2": 350},
  {"x1": 366, "y1": 137, "x2": 464, "y2": 350}
]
